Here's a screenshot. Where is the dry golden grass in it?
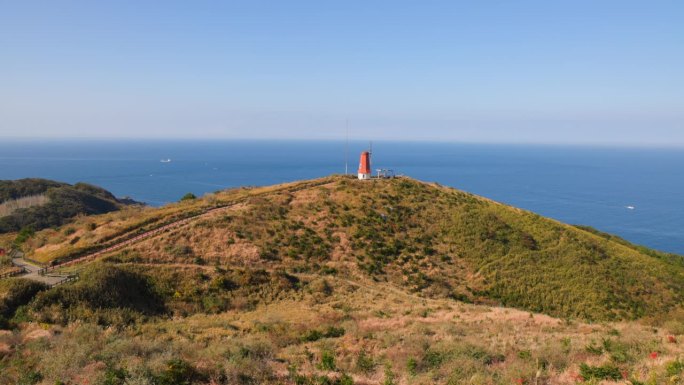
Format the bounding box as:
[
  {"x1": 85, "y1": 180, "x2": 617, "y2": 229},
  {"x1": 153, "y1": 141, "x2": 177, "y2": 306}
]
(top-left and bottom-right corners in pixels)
[{"x1": 1, "y1": 271, "x2": 683, "y2": 384}]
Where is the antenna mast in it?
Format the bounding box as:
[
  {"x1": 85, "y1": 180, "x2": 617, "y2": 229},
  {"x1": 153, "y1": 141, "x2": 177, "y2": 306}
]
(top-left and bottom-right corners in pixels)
[{"x1": 369, "y1": 141, "x2": 373, "y2": 177}]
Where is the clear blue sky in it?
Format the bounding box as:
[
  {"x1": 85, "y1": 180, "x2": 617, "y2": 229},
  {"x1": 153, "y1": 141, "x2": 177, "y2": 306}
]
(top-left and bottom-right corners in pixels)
[{"x1": 1, "y1": 1, "x2": 682, "y2": 145}]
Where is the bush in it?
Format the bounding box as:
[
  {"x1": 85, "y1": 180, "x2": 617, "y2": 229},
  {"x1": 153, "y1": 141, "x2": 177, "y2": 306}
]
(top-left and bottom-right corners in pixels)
[
  {"x1": 324, "y1": 326, "x2": 345, "y2": 338},
  {"x1": 301, "y1": 326, "x2": 345, "y2": 342},
  {"x1": 17, "y1": 371, "x2": 43, "y2": 385},
  {"x1": 579, "y1": 363, "x2": 622, "y2": 381},
  {"x1": 30, "y1": 264, "x2": 165, "y2": 324},
  {"x1": 302, "y1": 329, "x2": 323, "y2": 342},
  {"x1": 356, "y1": 350, "x2": 376, "y2": 373},
  {"x1": 406, "y1": 358, "x2": 417, "y2": 376},
  {"x1": 180, "y1": 193, "x2": 197, "y2": 201},
  {"x1": 156, "y1": 359, "x2": 203, "y2": 385},
  {"x1": 666, "y1": 359, "x2": 684, "y2": 377},
  {"x1": 102, "y1": 366, "x2": 128, "y2": 385},
  {"x1": 319, "y1": 351, "x2": 336, "y2": 371},
  {"x1": 0, "y1": 278, "x2": 47, "y2": 319},
  {"x1": 383, "y1": 364, "x2": 396, "y2": 385},
  {"x1": 14, "y1": 226, "x2": 34, "y2": 245}
]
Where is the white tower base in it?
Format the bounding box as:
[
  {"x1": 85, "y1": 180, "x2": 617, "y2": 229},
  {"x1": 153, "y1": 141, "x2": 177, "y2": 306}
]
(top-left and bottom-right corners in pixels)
[{"x1": 358, "y1": 173, "x2": 371, "y2": 180}]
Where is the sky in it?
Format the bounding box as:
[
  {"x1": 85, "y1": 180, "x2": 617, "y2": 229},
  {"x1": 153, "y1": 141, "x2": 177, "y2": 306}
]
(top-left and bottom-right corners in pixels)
[{"x1": 1, "y1": 1, "x2": 683, "y2": 145}]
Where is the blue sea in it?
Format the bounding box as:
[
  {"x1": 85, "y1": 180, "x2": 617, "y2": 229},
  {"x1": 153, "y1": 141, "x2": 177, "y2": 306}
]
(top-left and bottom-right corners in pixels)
[{"x1": 0, "y1": 140, "x2": 682, "y2": 255}]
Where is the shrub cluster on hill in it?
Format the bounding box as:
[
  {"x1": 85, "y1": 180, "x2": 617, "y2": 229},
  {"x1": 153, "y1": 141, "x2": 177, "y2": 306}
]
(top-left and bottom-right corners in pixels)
[
  {"x1": 29, "y1": 264, "x2": 166, "y2": 325},
  {"x1": 0, "y1": 178, "x2": 136, "y2": 234},
  {"x1": 0, "y1": 278, "x2": 47, "y2": 328}
]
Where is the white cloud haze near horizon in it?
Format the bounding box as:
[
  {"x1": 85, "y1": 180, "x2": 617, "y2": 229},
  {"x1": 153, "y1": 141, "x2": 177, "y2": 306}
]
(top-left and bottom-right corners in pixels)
[{"x1": 1, "y1": 1, "x2": 682, "y2": 146}]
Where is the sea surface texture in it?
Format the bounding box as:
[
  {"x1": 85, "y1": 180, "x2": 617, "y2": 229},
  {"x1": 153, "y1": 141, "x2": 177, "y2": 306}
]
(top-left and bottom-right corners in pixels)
[{"x1": 0, "y1": 140, "x2": 682, "y2": 254}]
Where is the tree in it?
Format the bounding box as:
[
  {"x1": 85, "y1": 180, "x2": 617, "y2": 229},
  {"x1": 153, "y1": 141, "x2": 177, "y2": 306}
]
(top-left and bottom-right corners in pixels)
[{"x1": 180, "y1": 193, "x2": 197, "y2": 202}]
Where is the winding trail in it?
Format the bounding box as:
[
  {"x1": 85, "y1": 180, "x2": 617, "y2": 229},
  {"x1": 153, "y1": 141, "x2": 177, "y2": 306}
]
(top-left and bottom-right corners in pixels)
[{"x1": 7, "y1": 178, "x2": 334, "y2": 286}]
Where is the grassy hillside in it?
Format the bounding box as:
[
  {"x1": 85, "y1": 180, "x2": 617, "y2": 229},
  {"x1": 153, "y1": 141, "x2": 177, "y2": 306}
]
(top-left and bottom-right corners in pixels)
[
  {"x1": 8, "y1": 176, "x2": 684, "y2": 321},
  {"x1": 1, "y1": 265, "x2": 683, "y2": 385},
  {"x1": 73, "y1": 175, "x2": 681, "y2": 322},
  {"x1": 0, "y1": 178, "x2": 138, "y2": 234},
  {"x1": 1, "y1": 175, "x2": 683, "y2": 384}
]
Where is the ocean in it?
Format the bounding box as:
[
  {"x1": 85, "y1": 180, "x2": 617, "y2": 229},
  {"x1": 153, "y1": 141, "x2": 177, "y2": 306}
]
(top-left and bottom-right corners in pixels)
[{"x1": 0, "y1": 139, "x2": 682, "y2": 255}]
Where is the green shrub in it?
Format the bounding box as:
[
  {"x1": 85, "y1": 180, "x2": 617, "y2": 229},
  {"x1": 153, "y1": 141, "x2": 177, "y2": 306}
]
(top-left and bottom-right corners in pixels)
[
  {"x1": 180, "y1": 193, "x2": 197, "y2": 201},
  {"x1": 302, "y1": 326, "x2": 345, "y2": 342},
  {"x1": 156, "y1": 359, "x2": 203, "y2": 385},
  {"x1": 14, "y1": 226, "x2": 34, "y2": 245},
  {"x1": 602, "y1": 338, "x2": 632, "y2": 363},
  {"x1": 339, "y1": 374, "x2": 354, "y2": 385},
  {"x1": 17, "y1": 371, "x2": 43, "y2": 385},
  {"x1": 666, "y1": 359, "x2": 684, "y2": 377},
  {"x1": 302, "y1": 329, "x2": 324, "y2": 342},
  {"x1": 356, "y1": 350, "x2": 375, "y2": 373},
  {"x1": 0, "y1": 278, "x2": 47, "y2": 319},
  {"x1": 30, "y1": 264, "x2": 165, "y2": 324},
  {"x1": 406, "y1": 357, "x2": 418, "y2": 376},
  {"x1": 579, "y1": 363, "x2": 622, "y2": 381},
  {"x1": 422, "y1": 349, "x2": 445, "y2": 369},
  {"x1": 383, "y1": 363, "x2": 396, "y2": 385},
  {"x1": 324, "y1": 326, "x2": 345, "y2": 338},
  {"x1": 102, "y1": 365, "x2": 128, "y2": 385},
  {"x1": 319, "y1": 351, "x2": 336, "y2": 371}
]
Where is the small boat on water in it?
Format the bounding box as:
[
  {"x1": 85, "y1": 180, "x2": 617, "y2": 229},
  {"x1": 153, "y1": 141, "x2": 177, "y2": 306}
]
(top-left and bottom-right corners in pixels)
[
  {"x1": 160, "y1": 158, "x2": 172, "y2": 163},
  {"x1": 626, "y1": 205, "x2": 635, "y2": 210}
]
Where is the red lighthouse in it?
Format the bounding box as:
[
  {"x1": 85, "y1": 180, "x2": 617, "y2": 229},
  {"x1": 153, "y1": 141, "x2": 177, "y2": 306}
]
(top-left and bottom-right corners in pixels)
[{"x1": 358, "y1": 151, "x2": 371, "y2": 180}]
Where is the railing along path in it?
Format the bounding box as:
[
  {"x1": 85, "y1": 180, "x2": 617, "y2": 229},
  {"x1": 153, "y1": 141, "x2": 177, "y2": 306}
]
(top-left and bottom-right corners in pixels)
[{"x1": 35, "y1": 179, "x2": 332, "y2": 275}]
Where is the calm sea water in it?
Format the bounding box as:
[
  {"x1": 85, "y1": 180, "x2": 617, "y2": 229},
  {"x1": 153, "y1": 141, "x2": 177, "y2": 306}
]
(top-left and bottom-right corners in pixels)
[{"x1": 0, "y1": 140, "x2": 682, "y2": 254}]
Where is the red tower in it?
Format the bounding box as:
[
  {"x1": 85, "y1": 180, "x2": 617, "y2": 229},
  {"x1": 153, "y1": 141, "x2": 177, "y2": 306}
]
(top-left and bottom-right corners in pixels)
[{"x1": 358, "y1": 151, "x2": 371, "y2": 180}]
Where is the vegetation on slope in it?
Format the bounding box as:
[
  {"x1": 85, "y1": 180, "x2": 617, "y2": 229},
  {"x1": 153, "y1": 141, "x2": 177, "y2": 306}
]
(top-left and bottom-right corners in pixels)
[
  {"x1": 0, "y1": 176, "x2": 684, "y2": 384},
  {"x1": 29, "y1": 264, "x2": 166, "y2": 325},
  {"x1": 95, "y1": 176, "x2": 683, "y2": 321},
  {"x1": 0, "y1": 270, "x2": 683, "y2": 385},
  {"x1": 9, "y1": 176, "x2": 684, "y2": 322},
  {"x1": 0, "y1": 278, "x2": 47, "y2": 328},
  {"x1": 0, "y1": 178, "x2": 138, "y2": 234}
]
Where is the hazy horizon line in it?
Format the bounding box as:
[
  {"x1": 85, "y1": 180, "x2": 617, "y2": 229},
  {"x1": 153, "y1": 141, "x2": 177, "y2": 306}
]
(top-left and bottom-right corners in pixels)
[{"x1": 1, "y1": 136, "x2": 683, "y2": 150}]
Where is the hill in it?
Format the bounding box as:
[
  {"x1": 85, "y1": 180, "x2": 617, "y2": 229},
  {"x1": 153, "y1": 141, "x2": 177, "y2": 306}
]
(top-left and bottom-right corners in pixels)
[
  {"x1": 0, "y1": 178, "x2": 139, "y2": 234},
  {"x1": 0, "y1": 175, "x2": 683, "y2": 384},
  {"x1": 22, "y1": 175, "x2": 681, "y2": 320}
]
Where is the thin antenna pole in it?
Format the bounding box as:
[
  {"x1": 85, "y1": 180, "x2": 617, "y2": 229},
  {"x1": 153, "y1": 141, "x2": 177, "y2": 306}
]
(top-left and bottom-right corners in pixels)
[
  {"x1": 369, "y1": 141, "x2": 373, "y2": 177},
  {"x1": 345, "y1": 119, "x2": 349, "y2": 175}
]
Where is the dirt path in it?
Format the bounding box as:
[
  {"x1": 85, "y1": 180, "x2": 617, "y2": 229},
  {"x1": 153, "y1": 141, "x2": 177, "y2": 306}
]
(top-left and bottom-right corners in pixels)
[
  {"x1": 11, "y1": 257, "x2": 69, "y2": 286},
  {"x1": 6, "y1": 179, "x2": 334, "y2": 285}
]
